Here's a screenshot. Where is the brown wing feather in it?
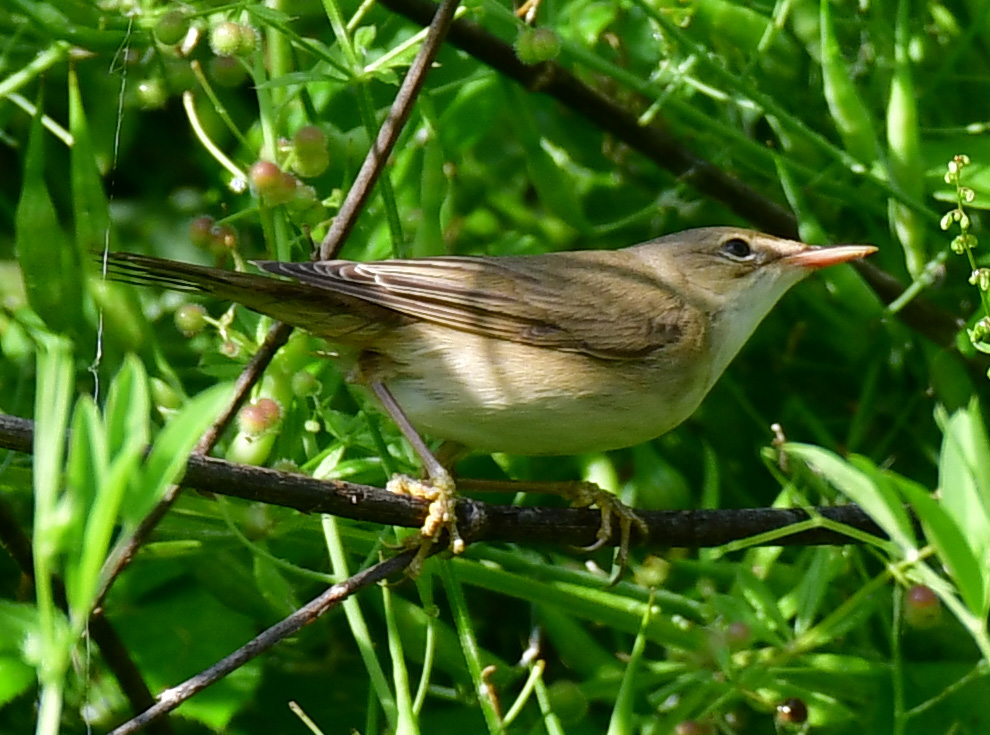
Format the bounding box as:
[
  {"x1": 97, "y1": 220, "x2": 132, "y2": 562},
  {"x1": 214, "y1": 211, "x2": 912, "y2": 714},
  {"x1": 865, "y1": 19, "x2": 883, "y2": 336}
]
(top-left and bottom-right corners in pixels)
[{"x1": 256, "y1": 250, "x2": 698, "y2": 359}]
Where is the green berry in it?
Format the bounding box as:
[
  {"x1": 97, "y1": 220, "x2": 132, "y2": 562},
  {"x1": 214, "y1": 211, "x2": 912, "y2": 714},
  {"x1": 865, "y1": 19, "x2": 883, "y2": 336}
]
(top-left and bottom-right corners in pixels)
[
  {"x1": 291, "y1": 370, "x2": 320, "y2": 397},
  {"x1": 633, "y1": 555, "x2": 670, "y2": 588},
  {"x1": 209, "y1": 55, "x2": 247, "y2": 88},
  {"x1": 210, "y1": 21, "x2": 243, "y2": 57},
  {"x1": 294, "y1": 125, "x2": 327, "y2": 154},
  {"x1": 135, "y1": 78, "x2": 167, "y2": 109},
  {"x1": 174, "y1": 304, "x2": 207, "y2": 337},
  {"x1": 292, "y1": 126, "x2": 330, "y2": 178},
  {"x1": 545, "y1": 681, "x2": 587, "y2": 724},
  {"x1": 154, "y1": 9, "x2": 189, "y2": 46},
  {"x1": 514, "y1": 27, "x2": 561, "y2": 65},
  {"x1": 236, "y1": 24, "x2": 258, "y2": 55}
]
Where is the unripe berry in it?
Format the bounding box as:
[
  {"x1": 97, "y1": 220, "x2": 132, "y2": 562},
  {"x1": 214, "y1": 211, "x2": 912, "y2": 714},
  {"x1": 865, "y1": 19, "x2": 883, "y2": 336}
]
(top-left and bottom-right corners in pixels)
[
  {"x1": 290, "y1": 126, "x2": 330, "y2": 177},
  {"x1": 136, "y1": 78, "x2": 167, "y2": 109},
  {"x1": 174, "y1": 304, "x2": 207, "y2": 337},
  {"x1": 209, "y1": 55, "x2": 248, "y2": 88},
  {"x1": 514, "y1": 27, "x2": 561, "y2": 65},
  {"x1": 210, "y1": 21, "x2": 243, "y2": 57},
  {"x1": 154, "y1": 9, "x2": 189, "y2": 46},
  {"x1": 291, "y1": 370, "x2": 320, "y2": 397}
]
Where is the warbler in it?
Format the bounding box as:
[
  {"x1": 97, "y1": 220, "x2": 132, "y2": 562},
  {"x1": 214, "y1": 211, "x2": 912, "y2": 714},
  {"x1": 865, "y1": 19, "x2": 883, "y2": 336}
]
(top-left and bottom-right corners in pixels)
[{"x1": 102, "y1": 227, "x2": 876, "y2": 563}]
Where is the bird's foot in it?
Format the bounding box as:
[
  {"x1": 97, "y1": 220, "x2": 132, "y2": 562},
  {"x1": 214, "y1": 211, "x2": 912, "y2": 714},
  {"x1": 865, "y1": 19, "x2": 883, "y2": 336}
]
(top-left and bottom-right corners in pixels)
[
  {"x1": 564, "y1": 482, "x2": 649, "y2": 580},
  {"x1": 387, "y1": 470, "x2": 463, "y2": 574}
]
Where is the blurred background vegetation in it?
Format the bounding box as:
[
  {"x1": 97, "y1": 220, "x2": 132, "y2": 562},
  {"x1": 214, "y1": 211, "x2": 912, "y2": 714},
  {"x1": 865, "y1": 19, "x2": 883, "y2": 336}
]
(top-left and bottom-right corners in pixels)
[{"x1": 2, "y1": 0, "x2": 990, "y2": 733}]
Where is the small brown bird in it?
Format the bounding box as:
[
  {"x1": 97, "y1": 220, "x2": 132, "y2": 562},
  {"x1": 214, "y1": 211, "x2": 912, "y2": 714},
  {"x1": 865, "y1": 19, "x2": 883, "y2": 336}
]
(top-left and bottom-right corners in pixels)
[{"x1": 102, "y1": 227, "x2": 876, "y2": 561}]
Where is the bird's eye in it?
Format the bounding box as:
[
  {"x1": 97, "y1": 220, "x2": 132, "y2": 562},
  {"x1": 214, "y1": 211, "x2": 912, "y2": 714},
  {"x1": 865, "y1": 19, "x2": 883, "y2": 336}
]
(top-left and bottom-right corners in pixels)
[{"x1": 720, "y1": 237, "x2": 753, "y2": 260}]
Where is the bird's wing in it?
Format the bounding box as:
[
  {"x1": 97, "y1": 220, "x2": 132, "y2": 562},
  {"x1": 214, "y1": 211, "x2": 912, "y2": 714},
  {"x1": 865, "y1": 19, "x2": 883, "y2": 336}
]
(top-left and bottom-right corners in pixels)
[{"x1": 255, "y1": 251, "x2": 698, "y2": 360}]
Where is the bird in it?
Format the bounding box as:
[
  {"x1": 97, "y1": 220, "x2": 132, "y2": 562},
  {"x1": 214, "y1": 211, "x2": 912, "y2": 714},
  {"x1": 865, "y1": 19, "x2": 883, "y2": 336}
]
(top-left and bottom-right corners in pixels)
[{"x1": 100, "y1": 226, "x2": 877, "y2": 567}]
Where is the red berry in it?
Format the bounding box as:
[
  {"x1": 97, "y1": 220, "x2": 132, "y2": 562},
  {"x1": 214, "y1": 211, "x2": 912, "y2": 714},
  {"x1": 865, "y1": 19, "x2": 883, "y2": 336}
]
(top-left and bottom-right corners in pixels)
[
  {"x1": 905, "y1": 584, "x2": 942, "y2": 628},
  {"x1": 674, "y1": 721, "x2": 710, "y2": 735},
  {"x1": 250, "y1": 161, "x2": 297, "y2": 204},
  {"x1": 776, "y1": 697, "x2": 808, "y2": 724},
  {"x1": 238, "y1": 398, "x2": 282, "y2": 435},
  {"x1": 189, "y1": 216, "x2": 216, "y2": 248}
]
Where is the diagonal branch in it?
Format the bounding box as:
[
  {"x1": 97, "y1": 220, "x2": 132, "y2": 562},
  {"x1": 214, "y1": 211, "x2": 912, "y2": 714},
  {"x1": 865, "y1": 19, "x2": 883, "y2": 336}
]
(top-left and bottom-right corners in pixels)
[
  {"x1": 319, "y1": 0, "x2": 463, "y2": 259},
  {"x1": 107, "y1": 549, "x2": 418, "y2": 735}
]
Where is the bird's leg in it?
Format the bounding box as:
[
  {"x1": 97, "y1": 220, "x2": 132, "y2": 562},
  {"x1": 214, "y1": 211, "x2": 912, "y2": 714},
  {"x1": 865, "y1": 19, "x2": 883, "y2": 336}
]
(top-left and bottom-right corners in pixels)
[
  {"x1": 370, "y1": 381, "x2": 463, "y2": 565},
  {"x1": 457, "y1": 477, "x2": 648, "y2": 577}
]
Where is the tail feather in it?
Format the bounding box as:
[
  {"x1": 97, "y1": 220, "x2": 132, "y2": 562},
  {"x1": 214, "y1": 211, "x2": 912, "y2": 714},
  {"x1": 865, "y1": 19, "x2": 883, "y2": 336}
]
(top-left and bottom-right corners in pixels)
[
  {"x1": 98, "y1": 252, "x2": 397, "y2": 342},
  {"x1": 99, "y1": 252, "x2": 279, "y2": 297}
]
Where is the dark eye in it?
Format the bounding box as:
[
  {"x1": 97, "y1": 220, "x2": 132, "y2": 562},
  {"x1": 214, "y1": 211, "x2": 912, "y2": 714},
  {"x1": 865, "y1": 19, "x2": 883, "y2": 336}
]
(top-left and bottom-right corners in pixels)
[{"x1": 720, "y1": 237, "x2": 753, "y2": 260}]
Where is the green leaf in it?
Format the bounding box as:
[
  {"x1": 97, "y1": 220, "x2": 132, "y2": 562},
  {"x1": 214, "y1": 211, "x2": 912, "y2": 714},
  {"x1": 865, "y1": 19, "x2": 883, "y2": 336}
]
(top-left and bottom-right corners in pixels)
[
  {"x1": 14, "y1": 97, "x2": 83, "y2": 335},
  {"x1": 784, "y1": 443, "x2": 916, "y2": 551},
  {"x1": 32, "y1": 335, "x2": 75, "y2": 563},
  {"x1": 125, "y1": 382, "x2": 232, "y2": 523},
  {"x1": 892, "y1": 474, "x2": 988, "y2": 618},
  {"x1": 736, "y1": 566, "x2": 790, "y2": 643},
  {"x1": 819, "y1": 0, "x2": 879, "y2": 164},
  {"x1": 0, "y1": 656, "x2": 35, "y2": 707},
  {"x1": 104, "y1": 354, "x2": 150, "y2": 456},
  {"x1": 68, "y1": 65, "x2": 113, "y2": 254},
  {"x1": 252, "y1": 552, "x2": 298, "y2": 618},
  {"x1": 504, "y1": 83, "x2": 589, "y2": 234},
  {"x1": 69, "y1": 444, "x2": 142, "y2": 621},
  {"x1": 937, "y1": 399, "x2": 990, "y2": 574},
  {"x1": 64, "y1": 396, "x2": 107, "y2": 564}
]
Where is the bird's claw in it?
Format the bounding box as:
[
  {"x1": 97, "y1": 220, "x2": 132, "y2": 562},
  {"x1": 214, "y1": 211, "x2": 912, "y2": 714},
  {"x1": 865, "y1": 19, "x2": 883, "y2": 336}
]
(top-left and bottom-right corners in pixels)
[
  {"x1": 386, "y1": 472, "x2": 464, "y2": 574},
  {"x1": 567, "y1": 482, "x2": 648, "y2": 580}
]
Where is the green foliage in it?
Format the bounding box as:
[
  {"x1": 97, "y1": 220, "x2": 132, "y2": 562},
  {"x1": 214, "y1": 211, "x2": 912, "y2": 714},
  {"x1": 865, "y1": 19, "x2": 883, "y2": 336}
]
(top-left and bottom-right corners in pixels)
[{"x1": 3, "y1": 0, "x2": 990, "y2": 733}]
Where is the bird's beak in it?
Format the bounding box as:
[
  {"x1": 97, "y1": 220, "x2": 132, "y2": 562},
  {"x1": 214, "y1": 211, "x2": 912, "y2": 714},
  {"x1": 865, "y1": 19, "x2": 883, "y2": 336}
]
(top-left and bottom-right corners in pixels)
[{"x1": 782, "y1": 244, "x2": 878, "y2": 270}]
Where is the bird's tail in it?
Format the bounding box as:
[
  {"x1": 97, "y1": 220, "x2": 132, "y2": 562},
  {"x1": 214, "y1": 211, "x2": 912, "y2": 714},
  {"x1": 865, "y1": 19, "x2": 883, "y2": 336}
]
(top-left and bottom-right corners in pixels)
[{"x1": 97, "y1": 252, "x2": 393, "y2": 342}]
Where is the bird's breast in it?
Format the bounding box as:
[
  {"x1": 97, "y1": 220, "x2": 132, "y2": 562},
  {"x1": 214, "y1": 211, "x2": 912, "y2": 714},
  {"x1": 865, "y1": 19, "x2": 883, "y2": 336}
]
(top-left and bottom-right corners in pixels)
[{"x1": 365, "y1": 322, "x2": 714, "y2": 455}]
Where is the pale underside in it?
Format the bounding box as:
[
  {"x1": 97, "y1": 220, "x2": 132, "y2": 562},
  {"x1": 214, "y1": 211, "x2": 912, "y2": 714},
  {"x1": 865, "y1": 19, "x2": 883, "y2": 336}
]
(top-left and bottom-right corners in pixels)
[{"x1": 365, "y1": 320, "x2": 716, "y2": 455}]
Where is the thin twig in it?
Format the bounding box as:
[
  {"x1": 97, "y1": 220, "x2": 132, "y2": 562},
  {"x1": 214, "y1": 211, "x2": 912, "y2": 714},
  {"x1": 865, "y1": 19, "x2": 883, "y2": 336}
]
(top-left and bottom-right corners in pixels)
[
  {"x1": 107, "y1": 549, "x2": 418, "y2": 735},
  {"x1": 319, "y1": 0, "x2": 463, "y2": 259}
]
